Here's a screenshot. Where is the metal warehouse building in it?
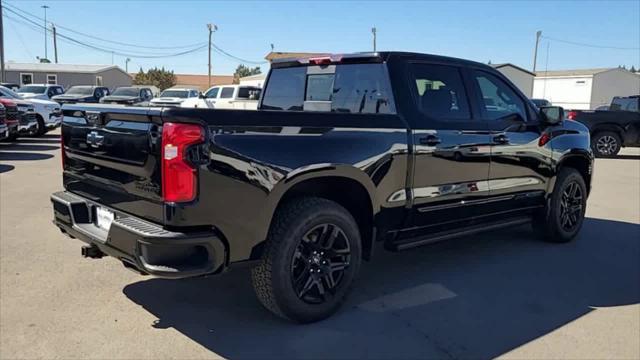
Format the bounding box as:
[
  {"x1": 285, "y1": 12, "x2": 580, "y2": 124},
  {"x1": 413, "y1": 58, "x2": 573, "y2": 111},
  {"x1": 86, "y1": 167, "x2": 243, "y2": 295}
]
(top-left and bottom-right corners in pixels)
[
  {"x1": 4, "y1": 63, "x2": 132, "y2": 90},
  {"x1": 533, "y1": 68, "x2": 640, "y2": 110}
]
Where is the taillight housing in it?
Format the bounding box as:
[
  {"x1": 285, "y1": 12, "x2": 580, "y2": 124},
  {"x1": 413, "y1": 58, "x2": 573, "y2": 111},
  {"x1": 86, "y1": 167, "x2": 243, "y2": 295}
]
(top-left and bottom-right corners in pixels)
[
  {"x1": 566, "y1": 111, "x2": 578, "y2": 120},
  {"x1": 161, "y1": 122, "x2": 205, "y2": 203},
  {"x1": 538, "y1": 132, "x2": 552, "y2": 147}
]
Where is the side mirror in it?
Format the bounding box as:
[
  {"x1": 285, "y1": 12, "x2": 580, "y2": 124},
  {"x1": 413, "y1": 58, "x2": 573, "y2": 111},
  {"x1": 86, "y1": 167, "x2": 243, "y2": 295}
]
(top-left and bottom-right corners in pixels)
[
  {"x1": 540, "y1": 106, "x2": 564, "y2": 125},
  {"x1": 199, "y1": 92, "x2": 206, "y2": 99}
]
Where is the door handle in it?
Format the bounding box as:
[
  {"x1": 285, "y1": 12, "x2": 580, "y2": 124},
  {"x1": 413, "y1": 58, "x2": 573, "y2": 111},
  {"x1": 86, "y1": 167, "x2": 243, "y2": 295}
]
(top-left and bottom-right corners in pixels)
[
  {"x1": 493, "y1": 134, "x2": 510, "y2": 144},
  {"x1": 419, "y1": 135, "x2": 441, "y2": 146}
]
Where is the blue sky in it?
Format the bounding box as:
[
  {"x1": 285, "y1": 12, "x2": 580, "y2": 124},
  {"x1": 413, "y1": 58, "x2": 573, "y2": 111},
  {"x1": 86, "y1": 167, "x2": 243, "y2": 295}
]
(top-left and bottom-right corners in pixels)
[{"x1": 4, "y1": 0, "x2": 639, "y2": 75}]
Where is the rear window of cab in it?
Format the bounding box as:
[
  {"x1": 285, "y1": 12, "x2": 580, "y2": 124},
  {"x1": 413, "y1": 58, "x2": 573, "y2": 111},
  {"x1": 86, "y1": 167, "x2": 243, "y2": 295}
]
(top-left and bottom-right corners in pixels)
[{"x1": 261, "y1": 63, "x2": 396, "y2": 114}]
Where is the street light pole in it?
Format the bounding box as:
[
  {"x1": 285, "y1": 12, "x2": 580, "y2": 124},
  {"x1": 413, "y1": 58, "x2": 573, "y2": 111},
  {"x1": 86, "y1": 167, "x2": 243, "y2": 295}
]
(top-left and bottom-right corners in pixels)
[
  {"x1": 371, "y1": 26, "x2": 377, "y2": 52},
  {"x1": 532, "y1": 30, "x2": 542, "y2": 72},
  {"x1": 41, "y1": 5, "x2": 49, "y2": 61},
  {"x1": 0, "y1": 0, "x2": 5, "y2": 82},
  {"x1": 207, "y1": 23, "x2": 217, "y2": 87}
]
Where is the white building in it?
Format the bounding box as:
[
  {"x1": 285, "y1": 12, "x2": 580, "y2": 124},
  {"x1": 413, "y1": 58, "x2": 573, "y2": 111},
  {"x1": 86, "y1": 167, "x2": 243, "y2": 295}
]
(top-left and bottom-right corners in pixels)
[
  {"x1": 492, "y1": 63, "x2": 535, "y2": 98},
  {"x1": 239, "y1": 73, "x2": 267, "y2": 88},
  {"x1": 533, "y1": 68, "x2": 640, "y2": 110}
]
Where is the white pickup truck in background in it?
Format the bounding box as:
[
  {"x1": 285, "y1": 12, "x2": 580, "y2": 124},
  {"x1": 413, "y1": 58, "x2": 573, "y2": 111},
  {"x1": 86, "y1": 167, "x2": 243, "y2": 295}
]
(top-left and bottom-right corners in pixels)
[{"x1": 181, "y1": 84, "x2": 261, "y2": 110}]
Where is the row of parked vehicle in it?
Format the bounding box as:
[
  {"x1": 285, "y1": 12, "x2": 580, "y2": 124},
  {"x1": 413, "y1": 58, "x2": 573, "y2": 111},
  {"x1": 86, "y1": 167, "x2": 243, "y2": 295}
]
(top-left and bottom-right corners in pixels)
[
  {"x1": 0, "y1": 81, "x2": 263, "y2": 142},
  {"x1": 2, "y1": 82, "x2": 262, "y2": 109},
  {"x1": 0, "y1": 85, "x2": 60, "y2": 141}
]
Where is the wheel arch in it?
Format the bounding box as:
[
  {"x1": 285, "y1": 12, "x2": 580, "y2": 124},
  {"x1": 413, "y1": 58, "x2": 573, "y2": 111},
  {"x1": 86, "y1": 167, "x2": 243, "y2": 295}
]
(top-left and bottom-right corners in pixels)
[
  {"x1": 252, "y1": 165, "x2": 378, "y2": 262},
  {"x1": 554, "y1": 153, "x2": 593, "y2": 195}
]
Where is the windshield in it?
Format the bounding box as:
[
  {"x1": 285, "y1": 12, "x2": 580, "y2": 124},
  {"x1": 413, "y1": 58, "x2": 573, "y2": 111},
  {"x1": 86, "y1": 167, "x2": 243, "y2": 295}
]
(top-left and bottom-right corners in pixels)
[
  {"x1": 112, "y1": 88, "x2": 139, "y2": 96},
  {"x1": 159, "y1": 90, "x2": 189, "y2": 98},
  {"x1": 17, "y1": 86, "x2": 47, "y2": 94},
  {"x1": 66, "y1": 86, "x2": 94, "y2": 95},
  {"x1": 0, "y1": 86, "x2": 22, "y2": 99}
]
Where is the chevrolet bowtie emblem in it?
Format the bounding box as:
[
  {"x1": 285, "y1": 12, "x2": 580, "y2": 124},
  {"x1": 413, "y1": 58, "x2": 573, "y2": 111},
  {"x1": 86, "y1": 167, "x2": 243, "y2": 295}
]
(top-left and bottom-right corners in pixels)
[{"x1": 86, "y1": 131, "x2": 104, "y2": 148}]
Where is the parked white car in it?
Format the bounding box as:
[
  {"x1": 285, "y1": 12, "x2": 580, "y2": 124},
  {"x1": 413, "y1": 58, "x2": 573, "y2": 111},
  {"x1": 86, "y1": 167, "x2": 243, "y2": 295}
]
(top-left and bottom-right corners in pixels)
[
  {"x1": 0, "y1": 86, "x2": 62, "y2": 135},
  {"x1": 149, "y1": 87, "x2": 200, "y2": 107},
  {"x1": 16, "y1": 84, "x2": 65, "y2": 101},
  {"x1": 181, "y1": 85, "x2": 261, "y2": 110}
]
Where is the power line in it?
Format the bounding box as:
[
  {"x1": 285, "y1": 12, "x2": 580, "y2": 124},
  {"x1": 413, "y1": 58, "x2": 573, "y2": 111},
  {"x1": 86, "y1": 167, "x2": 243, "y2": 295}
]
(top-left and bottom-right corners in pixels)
[
  {"x1": 542, "y1": 35, "x2": 640, "y2": 51},
  {"x1": 4, "y1": 2, "x2": 208, "y2": 50},
  {"x1": 4, "y1": 9, "x2": 208, "y2": 58},
  {"x1": 212, "y1": 44, "x2": 267, "y2": 65}
]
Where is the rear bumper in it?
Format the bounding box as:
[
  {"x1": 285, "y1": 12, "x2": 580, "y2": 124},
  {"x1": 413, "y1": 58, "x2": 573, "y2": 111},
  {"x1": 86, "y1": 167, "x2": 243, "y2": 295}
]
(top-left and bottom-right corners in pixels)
[{"x1": 51, "y1": 191, "x2": 226, "y2": 278}]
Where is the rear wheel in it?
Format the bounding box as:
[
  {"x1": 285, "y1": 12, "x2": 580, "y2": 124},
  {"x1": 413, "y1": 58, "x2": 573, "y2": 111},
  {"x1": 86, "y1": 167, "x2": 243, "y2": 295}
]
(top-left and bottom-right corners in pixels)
[
  {"x1": 533, "y1": 168, "x2": 587, "y2": 242},
  {"x1": 591, "y1": 131, "x2": 621, "y2": 157},
  {"x1": 251, "y1": 197, "x2": 361, "y2": 323}
]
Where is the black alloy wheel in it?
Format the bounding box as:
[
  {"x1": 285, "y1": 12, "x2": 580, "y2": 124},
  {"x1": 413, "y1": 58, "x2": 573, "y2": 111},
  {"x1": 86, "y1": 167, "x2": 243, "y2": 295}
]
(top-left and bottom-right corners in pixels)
[
  {"x1": 291, "y1": 223, "x2": 351, "y2": 304},
  {"x1": 559, "y1": 180, "x2": 583, "y2": 232}
]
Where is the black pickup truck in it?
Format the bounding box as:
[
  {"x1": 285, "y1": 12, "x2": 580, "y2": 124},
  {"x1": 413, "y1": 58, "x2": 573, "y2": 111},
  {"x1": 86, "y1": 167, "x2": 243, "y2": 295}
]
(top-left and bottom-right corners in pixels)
[
  {"x1": 567, "y1": 95, "x2": 640, "y2": 157},
  {"x1": 52, "y1": 52, "x2": 593, "y2": 323}
]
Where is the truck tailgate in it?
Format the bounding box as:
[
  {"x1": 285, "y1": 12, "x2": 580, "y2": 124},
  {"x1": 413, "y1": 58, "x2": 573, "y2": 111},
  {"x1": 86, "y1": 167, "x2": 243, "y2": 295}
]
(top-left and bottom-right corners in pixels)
[{"x1": 61, "y1": 104, "x2": 164, "y2": 224}]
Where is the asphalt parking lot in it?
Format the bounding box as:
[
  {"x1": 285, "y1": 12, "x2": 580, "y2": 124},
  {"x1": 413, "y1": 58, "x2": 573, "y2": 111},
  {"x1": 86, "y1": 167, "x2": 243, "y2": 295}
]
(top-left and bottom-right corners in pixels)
[{"x1": 1, "y1": 129, "x2": 639, "y2": 359}]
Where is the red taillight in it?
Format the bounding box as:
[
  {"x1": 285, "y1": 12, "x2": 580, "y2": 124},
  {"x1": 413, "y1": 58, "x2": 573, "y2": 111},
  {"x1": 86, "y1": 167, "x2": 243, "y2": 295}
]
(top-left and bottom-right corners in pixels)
[
  {"x1": 566, "y1": 111, "x2": 578, "y2": 120},
  {"x1": 538, "y1": 133, "x2": 551, "y2": 146},
  {"x1": 161, "y1": 122, "x2": 205, "y2": 203}
]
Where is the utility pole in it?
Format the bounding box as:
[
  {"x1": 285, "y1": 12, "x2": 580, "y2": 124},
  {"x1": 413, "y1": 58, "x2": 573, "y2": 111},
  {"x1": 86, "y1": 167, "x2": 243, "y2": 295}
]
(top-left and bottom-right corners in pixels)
[
  {"x1": 207, "y1": 23, "x2": 217, "y2": 87},
  {"x1": 125, "y1": 58, "x2": 130, "y2": 73},
  {"x1": 52, "y1": 24, "x2": 58, "y2": 63},
  {"x1": 532, "y1": 30, "x2": 542, "y2": 72},
  {"x1": 41, "y1": 5, "x2": 49, "y2": 60},
  {"x1": 371, "y1": 27, "x2": 377, "y2": 52},
  {"x1": 0, "y1": 0, "x2": 5, "y2": 82}
]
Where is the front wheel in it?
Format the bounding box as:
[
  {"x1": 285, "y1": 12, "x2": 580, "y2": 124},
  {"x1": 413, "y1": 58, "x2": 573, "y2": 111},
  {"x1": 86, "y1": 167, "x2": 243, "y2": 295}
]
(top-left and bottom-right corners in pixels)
[
  {"x1": 34, "y1": 115, "x2": 47, "y2": 136},
  {"x1": 251, "y1": 197, "x2": 362, "y2": 323},
  {"x1": 592, "y1": 131, "x2": 621, "y2": 157},
  {"x1": 533, "y1": 168, "x2": 587, "y2": 242}
]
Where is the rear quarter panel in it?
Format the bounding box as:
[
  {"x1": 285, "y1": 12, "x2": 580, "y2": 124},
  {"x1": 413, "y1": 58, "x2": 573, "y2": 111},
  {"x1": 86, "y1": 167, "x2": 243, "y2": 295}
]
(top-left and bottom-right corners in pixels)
[{"x1": 163, "y1": 109, "x2": 410, "y2": 262}]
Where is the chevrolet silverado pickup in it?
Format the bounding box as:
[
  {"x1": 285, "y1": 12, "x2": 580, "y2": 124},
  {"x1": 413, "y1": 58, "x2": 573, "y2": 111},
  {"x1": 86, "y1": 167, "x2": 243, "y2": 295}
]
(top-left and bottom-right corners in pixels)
[
  {"x1": 567, "y1": 95, "x2": 640, "y2": 157},
  {"x1": 52, "y1": 52, "x2": 593, "y2": 323}
]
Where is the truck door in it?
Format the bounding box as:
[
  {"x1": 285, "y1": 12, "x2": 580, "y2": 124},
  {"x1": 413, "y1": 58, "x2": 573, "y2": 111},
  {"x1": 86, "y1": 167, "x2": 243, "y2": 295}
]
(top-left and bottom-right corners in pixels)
[
  {"x1": 404, "y1": 63, "x2": 492, "y2": 237},
  {"x1": 470, "y1": 70, "x2": 550, "y2": 213}
]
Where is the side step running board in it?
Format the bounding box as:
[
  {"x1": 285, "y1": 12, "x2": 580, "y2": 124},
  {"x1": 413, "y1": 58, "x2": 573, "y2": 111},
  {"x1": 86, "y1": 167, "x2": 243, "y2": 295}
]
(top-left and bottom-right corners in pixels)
[{"x1": 389, "y1": 217, "x2": 531, "y2": 251}]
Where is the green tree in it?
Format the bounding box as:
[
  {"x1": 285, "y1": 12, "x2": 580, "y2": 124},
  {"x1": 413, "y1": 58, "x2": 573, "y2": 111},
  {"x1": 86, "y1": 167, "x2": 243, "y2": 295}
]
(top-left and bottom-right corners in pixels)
[
  {"x1": 233, "y1": 64, "x2": 261, "y2": 84},
  {"x1": 630, "y1": 65, "x2": 637, "y2": 73},
  {"x1": 132, "y1": 67, "x2": 176, "y2": 90}
]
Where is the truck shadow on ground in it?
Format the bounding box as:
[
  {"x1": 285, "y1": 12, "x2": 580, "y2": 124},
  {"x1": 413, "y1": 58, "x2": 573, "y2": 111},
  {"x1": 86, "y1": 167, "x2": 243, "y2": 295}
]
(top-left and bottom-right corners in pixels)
[
  {"x1": 123, "y1": 217, "x2": 640, "y2": 359},
  {"x1": 0, "y1": 139, "x2": 59, "y2": 161}
]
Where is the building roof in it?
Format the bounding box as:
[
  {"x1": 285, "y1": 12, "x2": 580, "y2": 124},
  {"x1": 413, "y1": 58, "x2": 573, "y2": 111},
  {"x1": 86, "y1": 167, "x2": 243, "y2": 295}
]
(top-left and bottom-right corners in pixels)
[
  {"x1": 535, "y1": 68, "x2": 616, "y2": 77},
  {"x1": 491, "y1": 63, "x2": 535, "y2": 76},
  {"x1": 5, "y1": 62, "x2": 124, "y2": 74},
  {"x1": 173, "y1": 74, "x2": 234, "y2": 91},
  {"x1": 265, "y1": 51, "x2": 327, "y2": 61},
  {"x1": 240, "y1": 73, "x2": 267, "y2": 81}
]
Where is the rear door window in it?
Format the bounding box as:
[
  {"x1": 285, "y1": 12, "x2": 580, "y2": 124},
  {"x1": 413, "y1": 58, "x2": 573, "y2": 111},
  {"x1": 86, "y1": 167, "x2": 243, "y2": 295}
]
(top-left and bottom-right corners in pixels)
[
  {"x1": 220, "y1": 87, "x2": 235, "y2": 99},
  {"x1": 409, "y1": 63, "x2": 471, "y2": 120}
]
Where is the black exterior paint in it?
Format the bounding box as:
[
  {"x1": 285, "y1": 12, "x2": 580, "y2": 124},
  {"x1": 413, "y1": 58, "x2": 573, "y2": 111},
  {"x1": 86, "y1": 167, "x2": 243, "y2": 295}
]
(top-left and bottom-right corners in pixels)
[{"x1": 54, "y1": 52, "x2": 594, "y2": 277}]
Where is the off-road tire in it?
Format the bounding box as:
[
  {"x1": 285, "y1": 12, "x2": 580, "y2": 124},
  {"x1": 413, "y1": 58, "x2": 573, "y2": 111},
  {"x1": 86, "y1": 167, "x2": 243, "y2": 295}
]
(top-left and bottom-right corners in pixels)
[
  {"x1": 533, "y1": 167, "x2": 587, "y2": 243},
  {"x1": 251, "y1": 197, "x2": 362, "y2": 323}
]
